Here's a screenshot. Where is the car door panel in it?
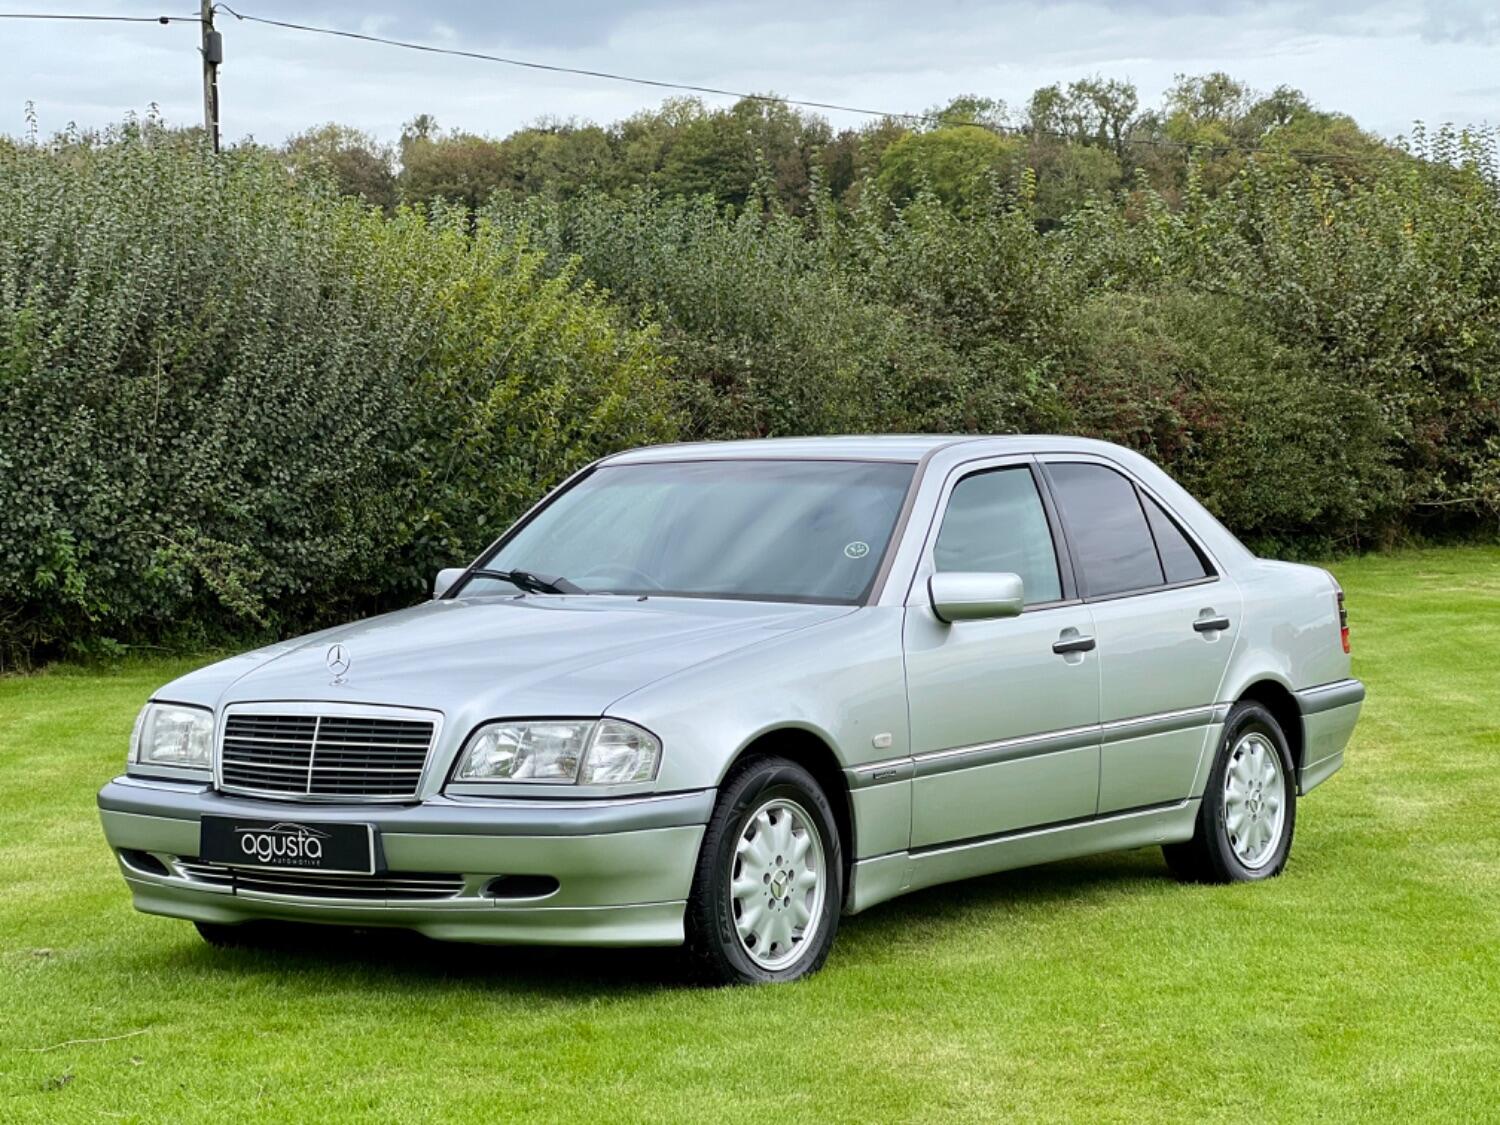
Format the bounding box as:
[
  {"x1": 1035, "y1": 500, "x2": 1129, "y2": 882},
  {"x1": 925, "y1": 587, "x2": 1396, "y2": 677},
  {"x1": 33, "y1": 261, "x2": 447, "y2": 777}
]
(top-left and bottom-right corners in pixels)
[
  {"x1": 903, "y1": 460, "x2": 1101, "y2": 850},
  {"x1": 1090, "y1": 586, "x2": 1241, "y2": 811},
  {"x1": 1041, "y1": 457, "x2": 1241, "y2": 813},
  {"x1": 905, "y1": 606, "x2": 1100, "y2": 846}
]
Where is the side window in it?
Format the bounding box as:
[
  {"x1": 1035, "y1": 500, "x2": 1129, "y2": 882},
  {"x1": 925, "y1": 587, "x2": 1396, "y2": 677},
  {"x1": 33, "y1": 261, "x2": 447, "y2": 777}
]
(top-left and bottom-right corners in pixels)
[
  {"x1": 934, "y1": 468, "x2": 1062, "y2": 604},
  {"x1": 1046, "y1": 463, "x2": 1164, "y2": 597},
  {"x1": 1141, "y1": 493, "x2": 1210, "y2": 583}
]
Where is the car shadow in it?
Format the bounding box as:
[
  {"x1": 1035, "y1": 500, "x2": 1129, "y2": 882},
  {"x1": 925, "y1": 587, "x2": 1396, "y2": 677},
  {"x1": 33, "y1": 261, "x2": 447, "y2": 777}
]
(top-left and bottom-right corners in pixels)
[
  {"x1": 128, "y1": 850, "x2": 1178, "y2": 997},
  {"x1": 137, "y1": 925, "x2": 697, "y2": 998}
]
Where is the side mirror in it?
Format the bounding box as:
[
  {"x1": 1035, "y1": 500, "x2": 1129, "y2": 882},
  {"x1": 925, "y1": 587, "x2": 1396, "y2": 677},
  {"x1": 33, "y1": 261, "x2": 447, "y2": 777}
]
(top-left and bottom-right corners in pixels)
[
  {"x1": 928, "y1": 572, "x2": 1025, "y2": 623},
  {"x1": 433, "y1": 567, "x2": 467, "y2": 599}
]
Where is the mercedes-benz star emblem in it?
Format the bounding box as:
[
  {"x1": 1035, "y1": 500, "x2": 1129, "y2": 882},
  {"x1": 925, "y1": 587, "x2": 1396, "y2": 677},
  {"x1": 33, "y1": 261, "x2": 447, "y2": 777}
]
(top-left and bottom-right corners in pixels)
[{"x1": 326, "y1": 643, "x2": 351, "y2": 683}]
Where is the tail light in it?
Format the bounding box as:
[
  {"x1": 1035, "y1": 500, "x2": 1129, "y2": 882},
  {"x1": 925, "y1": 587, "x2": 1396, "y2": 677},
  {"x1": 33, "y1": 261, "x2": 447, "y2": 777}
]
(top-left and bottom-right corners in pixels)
[{"x1": 1336, "y1": 589, "x2": 1350, "y2": 653}]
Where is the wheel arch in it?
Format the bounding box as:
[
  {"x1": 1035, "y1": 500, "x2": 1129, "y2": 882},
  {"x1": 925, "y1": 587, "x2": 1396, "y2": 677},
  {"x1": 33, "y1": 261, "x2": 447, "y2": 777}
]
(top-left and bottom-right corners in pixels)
[
  {"x1": 720, "y1": 725, "x2": 854, "y2": 902},
  {"x1": 1234, "y1": 678, "x2": 1305, "y2": 773}
]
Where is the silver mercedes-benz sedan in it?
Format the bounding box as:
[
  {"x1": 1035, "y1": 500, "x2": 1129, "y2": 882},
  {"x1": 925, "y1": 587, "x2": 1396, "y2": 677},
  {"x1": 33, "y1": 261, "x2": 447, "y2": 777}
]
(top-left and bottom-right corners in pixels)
[{"x1": 99, "y1": 435, "x2": 1363, "y2": 984}]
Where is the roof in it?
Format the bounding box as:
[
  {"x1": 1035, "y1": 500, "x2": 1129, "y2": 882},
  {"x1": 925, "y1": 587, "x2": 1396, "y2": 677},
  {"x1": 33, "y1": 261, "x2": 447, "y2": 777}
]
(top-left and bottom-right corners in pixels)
[{"x1": 604, "y1": 434, "x2": 1123, "y2": 464}]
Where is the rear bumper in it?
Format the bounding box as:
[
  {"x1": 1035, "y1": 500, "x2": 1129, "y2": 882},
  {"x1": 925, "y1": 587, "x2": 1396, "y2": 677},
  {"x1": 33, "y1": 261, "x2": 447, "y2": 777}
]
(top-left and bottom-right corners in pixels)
[
  {"x1": 98, "y1": 778, "x2": 711, "y2": 946},
  {"x1": 1295, "y1": 678, "x2": 1364, "y2": 794}
]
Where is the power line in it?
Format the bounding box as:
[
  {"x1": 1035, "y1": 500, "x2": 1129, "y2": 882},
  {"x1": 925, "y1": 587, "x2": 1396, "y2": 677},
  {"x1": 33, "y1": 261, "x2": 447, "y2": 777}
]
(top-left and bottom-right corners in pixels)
[
  {"x1": 216, "y1": 5, "x2": 937, "y2": 127},
  {"x1": 0, "y1": 11, "x2": 198, "y2": 22},
  {"x1": 1, "y1": 9, "x2": 216, "y2": 143}
]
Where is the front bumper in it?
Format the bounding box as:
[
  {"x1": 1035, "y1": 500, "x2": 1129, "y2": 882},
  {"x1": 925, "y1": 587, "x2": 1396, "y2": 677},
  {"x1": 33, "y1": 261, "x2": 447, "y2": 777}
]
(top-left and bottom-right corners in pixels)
[{"x1": 98, "y1": 778, "x2": 711, "y2": 946}]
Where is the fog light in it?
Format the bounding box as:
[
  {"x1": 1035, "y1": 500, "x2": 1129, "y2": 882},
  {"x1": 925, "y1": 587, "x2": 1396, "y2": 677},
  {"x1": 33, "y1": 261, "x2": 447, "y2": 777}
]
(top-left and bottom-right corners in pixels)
[{"x1": 483, "y1": 875, "x2": 560, "y2": 900}]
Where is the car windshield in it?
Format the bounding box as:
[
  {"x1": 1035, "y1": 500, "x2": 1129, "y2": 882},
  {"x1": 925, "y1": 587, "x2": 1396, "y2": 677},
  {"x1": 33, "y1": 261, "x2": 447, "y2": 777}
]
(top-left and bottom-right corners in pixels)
[{"x1": 461, "y1": 459, "x2": 916, "y2": 605}]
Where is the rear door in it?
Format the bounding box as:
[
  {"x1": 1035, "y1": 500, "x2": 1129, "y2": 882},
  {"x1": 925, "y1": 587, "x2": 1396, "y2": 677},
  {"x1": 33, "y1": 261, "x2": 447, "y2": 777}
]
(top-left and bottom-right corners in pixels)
[
  {"x1": 1041, "y1": 458, "x2": 1241, "y2": 813},
  {"x1": 904, "y1": 459, "x2": 1100, "y2": 848}
]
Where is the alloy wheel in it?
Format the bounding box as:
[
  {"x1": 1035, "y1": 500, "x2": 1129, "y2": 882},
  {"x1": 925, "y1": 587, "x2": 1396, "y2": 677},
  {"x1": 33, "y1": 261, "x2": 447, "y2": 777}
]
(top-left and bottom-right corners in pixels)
[
  {"x1": 1222, "y1": 731, "x2": 1287, "y2": 869},
  {"x1": 729, "y1": 798, "x2": 826, "y2": 970}
]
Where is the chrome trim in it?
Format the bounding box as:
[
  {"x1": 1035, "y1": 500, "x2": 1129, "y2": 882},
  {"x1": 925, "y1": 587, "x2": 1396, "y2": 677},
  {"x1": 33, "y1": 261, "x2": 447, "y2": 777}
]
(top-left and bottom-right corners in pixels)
[
  {"x1": 1100, "y1": 704, "x2": 1220, "y2": 740},
  {"x1": 436, "y1": 790, "x2": 711, "y2": 810},
  {"x1": 112, "y1": 776, "x2": 211, "y2": 794},
  {"x1": 914, "y1": 722, "x2": 1099, "y2": 778},
  {"x1": 847, "y1": 758, "x2": 915, "y2": 789},
  {"x1": 124, "y1": 763, "x2": 213, "y2": 785},
  {"x1": 214, "y1": 700, "x2": 444, "y2": 804},
  {"x1": 1077, "y1": 574, "x2": 1222, "y2": 605},
  {"x1": 170, "y1": 858, "x2": 465, "y2": 901},
  {"x1": 903, "y1": 704, "x2": 1227, "y2": 781}
]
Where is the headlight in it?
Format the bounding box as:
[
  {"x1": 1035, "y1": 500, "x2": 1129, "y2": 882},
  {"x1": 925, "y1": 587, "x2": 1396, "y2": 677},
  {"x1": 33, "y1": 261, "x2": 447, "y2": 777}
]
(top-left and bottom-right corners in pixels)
[
  {"x1": 131, "y1": 702, "x2": 214, "y2": 772},
  {"x1": 453, "y1": 719, "x2": 660, "y2": 786}
]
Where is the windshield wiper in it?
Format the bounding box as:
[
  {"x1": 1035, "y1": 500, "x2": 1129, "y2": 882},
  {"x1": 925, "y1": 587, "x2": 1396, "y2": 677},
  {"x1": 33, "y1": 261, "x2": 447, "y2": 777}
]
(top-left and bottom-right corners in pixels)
[{"x1": 468, "y1": 568, "x2": 587, "y2": 595}]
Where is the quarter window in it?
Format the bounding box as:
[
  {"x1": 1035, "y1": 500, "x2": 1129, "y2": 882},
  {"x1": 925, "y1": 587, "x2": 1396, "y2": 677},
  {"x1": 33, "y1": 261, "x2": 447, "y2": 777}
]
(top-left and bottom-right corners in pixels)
[
  {"x1": 1045, "y1": 463, "x2": 1163, "y2": 597},
  {"x1": 1141, "y1": 493, "x2": 1210, "y2": 583},
  {"x1": 934, "y1": 468, "x2": 1062, "y2": 604}
]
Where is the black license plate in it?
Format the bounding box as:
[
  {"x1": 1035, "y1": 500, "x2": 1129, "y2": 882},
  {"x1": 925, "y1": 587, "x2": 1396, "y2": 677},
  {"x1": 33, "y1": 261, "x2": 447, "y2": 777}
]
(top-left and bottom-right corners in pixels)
[{"x1": 199, "y1": 816, "x2": 376, "y2": 875}]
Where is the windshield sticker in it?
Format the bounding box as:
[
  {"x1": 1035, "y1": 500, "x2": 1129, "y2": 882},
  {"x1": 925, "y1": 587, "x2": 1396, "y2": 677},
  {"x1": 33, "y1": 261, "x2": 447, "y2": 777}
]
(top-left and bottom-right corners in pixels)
[{"x1": 844, "y1": 541, "x2": 870, "y2": 560}]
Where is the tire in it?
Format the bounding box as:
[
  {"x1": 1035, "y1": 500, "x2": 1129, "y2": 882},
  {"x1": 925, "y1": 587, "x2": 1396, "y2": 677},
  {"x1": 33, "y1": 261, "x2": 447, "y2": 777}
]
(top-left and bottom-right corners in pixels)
[
  {"x1": 1163, "y1": 701, "x2": 1297, "y2": 884},
  {"x1": 684, "y1": 755, "x2": 843, "y2": 985}
]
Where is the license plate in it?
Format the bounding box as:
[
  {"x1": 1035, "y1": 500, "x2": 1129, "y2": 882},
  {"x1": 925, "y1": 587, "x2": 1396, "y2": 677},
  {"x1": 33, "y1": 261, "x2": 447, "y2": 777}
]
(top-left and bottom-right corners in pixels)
[{"x1": 199, "y1": 816, "x2": 376, "y2": 875}]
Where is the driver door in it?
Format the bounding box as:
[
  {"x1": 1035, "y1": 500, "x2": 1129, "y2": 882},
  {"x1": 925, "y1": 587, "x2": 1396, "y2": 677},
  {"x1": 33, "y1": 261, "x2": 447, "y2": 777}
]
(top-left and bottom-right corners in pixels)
[{"x1": 904, "y1": 459, "x2": 1101, "y2": 848}]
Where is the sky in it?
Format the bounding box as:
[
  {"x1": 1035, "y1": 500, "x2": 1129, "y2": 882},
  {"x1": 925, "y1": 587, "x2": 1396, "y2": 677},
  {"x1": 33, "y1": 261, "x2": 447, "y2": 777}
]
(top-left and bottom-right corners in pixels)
[{"x1": 0, "y1": 1, "x2": 1496, "y2": 144}]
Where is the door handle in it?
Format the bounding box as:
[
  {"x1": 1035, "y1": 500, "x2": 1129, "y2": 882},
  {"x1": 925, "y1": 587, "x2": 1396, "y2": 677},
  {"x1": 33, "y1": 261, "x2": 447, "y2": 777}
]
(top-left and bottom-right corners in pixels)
[
  {"x1": 1193, "y1": 614, "x2": 1231, "y2": 633},
  {"x1": 1052, "y1": 634, "x2": 1097, "y2": 654}
]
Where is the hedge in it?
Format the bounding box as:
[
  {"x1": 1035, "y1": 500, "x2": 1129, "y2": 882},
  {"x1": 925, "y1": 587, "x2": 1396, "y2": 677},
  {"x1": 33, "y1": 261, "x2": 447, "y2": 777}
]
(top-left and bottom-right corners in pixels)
[
  {"x1": 0, "y1": 125, "x2": 675, "y2": 665},
  {"x1": 2, "y1": 121, "x2": 1496, "y2": 665}
]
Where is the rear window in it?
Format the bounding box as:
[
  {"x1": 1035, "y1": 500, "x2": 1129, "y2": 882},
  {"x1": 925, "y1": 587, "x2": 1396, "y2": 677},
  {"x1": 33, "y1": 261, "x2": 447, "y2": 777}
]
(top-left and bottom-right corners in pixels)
[
  {"x1": 1141, "y1": 493, "x2": 1210, "y2": 583},
  {"x1": 1046, "y1": 462, "x2": 1163, "y2": 597}
]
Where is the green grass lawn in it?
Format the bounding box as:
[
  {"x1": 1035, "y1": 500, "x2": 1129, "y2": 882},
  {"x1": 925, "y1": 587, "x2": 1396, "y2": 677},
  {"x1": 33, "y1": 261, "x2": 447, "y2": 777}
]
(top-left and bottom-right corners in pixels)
[{"x1": 2, "y1": 547, "x2": 1497, "y2": 1123}]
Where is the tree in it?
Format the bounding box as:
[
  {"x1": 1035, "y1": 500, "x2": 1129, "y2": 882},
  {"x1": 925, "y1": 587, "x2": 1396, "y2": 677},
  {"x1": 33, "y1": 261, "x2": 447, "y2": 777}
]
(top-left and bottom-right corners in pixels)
[
  {"x1": 875, "y1": 125, "x2": 1022, "y2": 209},
  {"x1": 282, "y1": 124, "x2": 397, "y2": 208},
  {"x1": 1027, "y1": 78, "x2": 1138, "y2": 157},
  {"x1": 927, "y1": 94, "x2": 1008, "y2": 130},
  {"x1": 650, "y1": 97, "x2": 832, "y2": 211},
  {"x1": 400, "y1": 129, "x2": 509, "y2": 211}
]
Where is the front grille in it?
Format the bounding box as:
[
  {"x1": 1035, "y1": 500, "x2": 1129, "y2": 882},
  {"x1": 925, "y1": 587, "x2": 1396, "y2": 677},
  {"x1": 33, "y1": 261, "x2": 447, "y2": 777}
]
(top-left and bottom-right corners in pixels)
[
  {"x1": 220, "y1": 711, "x2": 436, "y2": 800},
  {"x1": 175, "y1": 860, "x2": 464, "y2": 901}
]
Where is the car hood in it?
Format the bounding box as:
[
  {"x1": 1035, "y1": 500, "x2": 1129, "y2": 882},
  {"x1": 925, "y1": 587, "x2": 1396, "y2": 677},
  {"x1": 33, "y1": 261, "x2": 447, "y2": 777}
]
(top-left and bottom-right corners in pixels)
[{"x1": 161, "y1": 595, "x2": 853, "y2": 719}]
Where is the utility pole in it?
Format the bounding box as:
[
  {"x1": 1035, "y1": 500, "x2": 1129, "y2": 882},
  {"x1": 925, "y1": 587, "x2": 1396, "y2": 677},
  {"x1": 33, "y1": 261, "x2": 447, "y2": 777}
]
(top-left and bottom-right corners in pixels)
[{"x1": 199, "y1": 0, "x2": 222, "y2": 152}]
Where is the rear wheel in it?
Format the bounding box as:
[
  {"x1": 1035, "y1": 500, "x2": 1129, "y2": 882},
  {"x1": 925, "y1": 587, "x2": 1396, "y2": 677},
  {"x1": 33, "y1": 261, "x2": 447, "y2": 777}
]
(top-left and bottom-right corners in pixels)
[
  {"x1": 1164, "y1": 701, "x2": 1297, "y2": 883},
  {"x1": 685, "y1": 755, "x2": 842, "y2": 985}
]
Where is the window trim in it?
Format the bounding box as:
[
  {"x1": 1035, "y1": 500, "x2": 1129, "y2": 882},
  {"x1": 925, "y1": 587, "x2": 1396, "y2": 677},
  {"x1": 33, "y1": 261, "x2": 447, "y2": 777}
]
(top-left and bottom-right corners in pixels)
[
  {"x1": 1036, "y1": 456, "x2": 1221, "y2": 604},
  {"x1": 906, "y1": 455, "x2": 1080, "y2": 613}
]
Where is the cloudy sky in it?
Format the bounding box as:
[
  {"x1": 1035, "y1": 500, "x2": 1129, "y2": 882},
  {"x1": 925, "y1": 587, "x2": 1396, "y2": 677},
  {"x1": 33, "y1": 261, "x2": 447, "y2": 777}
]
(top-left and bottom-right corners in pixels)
[{"x1": 1, "y1": 1, "x2": 1496, "y2": 143}]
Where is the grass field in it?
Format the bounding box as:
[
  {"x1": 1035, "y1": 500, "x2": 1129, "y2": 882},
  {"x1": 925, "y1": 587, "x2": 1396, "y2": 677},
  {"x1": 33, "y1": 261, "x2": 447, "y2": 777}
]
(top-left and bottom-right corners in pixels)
[{"x1": 2, "y1": 547, "x2": 1497, "y2": 1122}]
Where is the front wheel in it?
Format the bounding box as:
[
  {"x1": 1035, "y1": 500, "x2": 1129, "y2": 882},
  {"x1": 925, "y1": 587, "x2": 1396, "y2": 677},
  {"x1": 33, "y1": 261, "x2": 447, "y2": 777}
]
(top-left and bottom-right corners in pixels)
[
  {"x1": 1164, "y1": 701, "x2": 1297, "y2": 883},
  {"x1": 685, "y1": 755, "x2": 842, "y2": 985}
]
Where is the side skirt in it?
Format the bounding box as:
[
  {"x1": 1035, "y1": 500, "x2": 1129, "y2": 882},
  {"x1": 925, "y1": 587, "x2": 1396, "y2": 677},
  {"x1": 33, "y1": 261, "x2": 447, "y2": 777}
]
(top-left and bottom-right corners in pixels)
[{"x1": 845, "y1": 798, "x2": 1201, "y2": 915}]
